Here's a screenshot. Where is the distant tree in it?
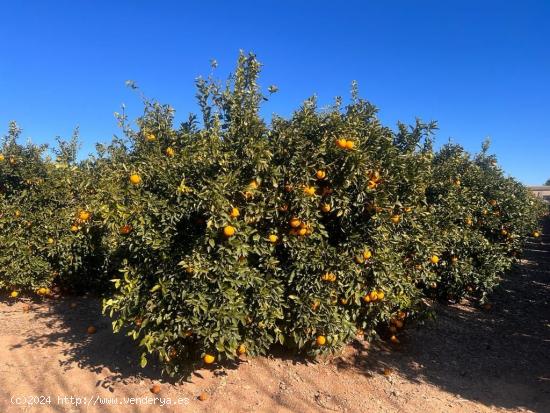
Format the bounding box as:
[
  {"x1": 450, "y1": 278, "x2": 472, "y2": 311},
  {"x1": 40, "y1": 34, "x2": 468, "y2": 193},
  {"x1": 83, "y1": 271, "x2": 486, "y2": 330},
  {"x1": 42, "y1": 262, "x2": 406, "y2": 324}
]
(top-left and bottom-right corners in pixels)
[{"x1": 545, "y1": 178, "x2": 550, "y2": 186}]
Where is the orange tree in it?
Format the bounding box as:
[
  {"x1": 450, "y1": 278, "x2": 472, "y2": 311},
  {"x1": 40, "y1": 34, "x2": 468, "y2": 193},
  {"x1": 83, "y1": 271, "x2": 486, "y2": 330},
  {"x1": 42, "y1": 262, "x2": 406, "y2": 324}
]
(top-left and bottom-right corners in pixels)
[{"x1": 0, "y1": 122, "x2": 108, "y2": 293}]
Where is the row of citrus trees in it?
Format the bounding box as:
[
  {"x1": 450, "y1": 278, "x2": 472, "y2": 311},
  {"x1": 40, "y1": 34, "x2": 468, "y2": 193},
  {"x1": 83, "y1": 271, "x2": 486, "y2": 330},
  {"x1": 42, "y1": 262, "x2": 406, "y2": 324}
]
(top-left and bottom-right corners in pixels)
[{"x1": 1, "y1": 53, "x2": 546, "y2": 376}]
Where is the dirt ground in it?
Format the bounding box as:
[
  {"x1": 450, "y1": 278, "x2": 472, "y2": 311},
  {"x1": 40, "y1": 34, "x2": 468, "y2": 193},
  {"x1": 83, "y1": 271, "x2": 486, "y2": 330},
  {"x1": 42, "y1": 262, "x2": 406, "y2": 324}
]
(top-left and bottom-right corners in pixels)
[{"x1": 1, "y1": 219, "x2": 549, "y2": 413}]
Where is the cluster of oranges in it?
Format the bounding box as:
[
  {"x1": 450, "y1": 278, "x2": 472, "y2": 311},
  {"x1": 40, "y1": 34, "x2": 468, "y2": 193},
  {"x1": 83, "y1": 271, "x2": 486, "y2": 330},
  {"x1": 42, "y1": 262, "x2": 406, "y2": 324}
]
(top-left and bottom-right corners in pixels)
[
  {"x1": 335, "y1": 138, "x2": 355, "y2": 150},
  {"x1": 363, "y1": 290, "x2": 385, "y2": 303},
  {"x1": 321, "y1": 272, "x2": 337, "y2": 282}
]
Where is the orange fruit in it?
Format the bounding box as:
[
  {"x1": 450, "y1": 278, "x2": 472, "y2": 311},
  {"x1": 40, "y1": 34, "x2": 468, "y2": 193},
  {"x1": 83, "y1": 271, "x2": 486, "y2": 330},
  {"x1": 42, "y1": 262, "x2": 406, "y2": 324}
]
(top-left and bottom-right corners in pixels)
[
  {"x1": 533, "y1": 231, "x2": 540, "y2": 238},
  {"x1": 454, "y1": 179, "x2": 461, "y2": 186},
  {"x1": 15, "y1": 210, "x2": 21, "y2": 218},
  {"x1": 390, "y1": 215, "x2": 401, "y2": 224},
  {"x1": 298, "y1": 227, "x2": 307, "y2": 236},
  {"x1": 289, "y1": 217, "x2": 301, "y2": 228},
  {"x1": 203, "y1": 354, "x2": 215, "y2": 364},
  {"x1": 87, "y1": 326, "x2": 97, "y2": 334},
  {"x1": 47, "y1": 238, "x2": 55, "y2": 244},
  {"x1": 466, "y1": 217, "x2": 473, "y2": 226},
  {"x1": 367, "y1": 180, "x2": 377, "y2": 190},
  {"x1": 316, "y1": 170, "x2": 326, "y2": 180},
  {"x1": 316, "y1": 335, "x2": 326, "y2": 346},
  {"x1": 198, "y1": 392, "x2": 208, "y2": 401},
  {"x1": 129, "y1": 174, "x2": 142, "y2": 185},
  {"x1": 430, "y1": 255, "x2": 439, "y2": 264},
  {"x1": 150, "y1": 384, "x2": 161, "y2": 394},
  {"x1": 340, "y1": 298, "x2": 348, "y2": 305},
  {"x1": 344, "y1": 140, "x2": 355, "y2": 150},
  {"x1": 354, "y1": 255, "x2": 365, "y2": 264},
  {"x1": 320, "y1": 203, "x2": 331, "y2": 213},
  {"x1": 303, "y1": 186, "x2": 316, "y2": 196},
  {"x1": 363, "y1": 295, "x2": 371, "y2": 303},
  {"x1": 0, "y1": 153, "x2": 4, "y2": 161},
  {"x1": 248, "y1": 180, "x2": 259, "y2": 190},
  {"x1": 489, "y1": 199, "x2": 497, "y2": 206},
  {"x1": 78, "y1": 210, "x2": 91, "y2": 221},
  {"x1": 165, "y1": 147, "x2": 175, "y2": 157},
  {"x1": 237, "y1": 344, "x2": 246, "y2": 355},
  {"x1": 311, "y1": 301, "x2": 320, "y2": 311},
  {"x1": 335, "y1": 138, "x2": 347, "y2": 148},
  {"x1": 369, "y1": 291, "x2": 378, "y2": 301},
  {"x1": 145, "y1": 133, "x2": 156, "y2": 142},
  {"x1": 70, "y1": 225, "x2": 79, "y2": 233},
  {"x1": 119, "y1": 224, "x2": 133, "y2": 235},
  {"x1": 230, "y1": 207, "x2": 240, "y2": 218},
  {"x1": 37, "y1": 287, "x2": 48, "y2": 296},
  {"x1": 500, "y1": 229, "x2": 508, "y2": 236},
  {"x1": 363, "y1": 249, "x2": 372, "y2": 260},
  {"x1": 10, "y1": 291, "x2": 19, "y2": 298},
  {"x1": 268, "y1": 234, "x2": 278, "y2": 243},
  {"x1": 377, "y1": 291, "x2": 385, "y2": 300},
  {"x1": 390, "y1": 335, "x2": 400, "y2": 344},
  {"x1": 223, "y1": 226, "x2": 236, "y2": 237}
]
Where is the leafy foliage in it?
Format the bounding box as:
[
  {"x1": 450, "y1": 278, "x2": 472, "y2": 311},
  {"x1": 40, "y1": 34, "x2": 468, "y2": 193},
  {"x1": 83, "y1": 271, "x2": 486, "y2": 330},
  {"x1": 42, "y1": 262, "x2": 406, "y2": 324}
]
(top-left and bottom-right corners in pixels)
[{"x1": 0, "y1": 53, "x2": 545, "y2": 376}]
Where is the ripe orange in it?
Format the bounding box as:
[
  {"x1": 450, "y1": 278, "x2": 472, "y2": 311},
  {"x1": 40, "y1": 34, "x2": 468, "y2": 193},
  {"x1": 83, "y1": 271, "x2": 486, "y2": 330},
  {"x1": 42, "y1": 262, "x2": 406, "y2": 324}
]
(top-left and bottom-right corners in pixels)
[
  {"x1": 165, "y1": 147, "x2": 175, "y2": 157},
  {"x1": 47, "y1": 237, "x2": 55, "y2": 244},
  {"x1": 230, "y1": 207, "x2": 240, "y2": 218},
  {"x1": 335, "y1": 138, "x2": 347, "y2": 149},
  {"x1": 320, "y1": 203, "x2": 331, "y2": 213},
  {"x1": 340, "y1": 298, "x2": 348, "y2": 305},
  {"x1": 203, "y1": 354, "x2": 215, "y2": 364},
  {"x1": 369, "y1": 291, "x2": 378, "y2": 301},
  {"x1": 129, "y1": 174, "x2": 142, "y2": 185},
  {"x1": 78, "y1": 210, "x2": 90, "y2": 221},
  {"x1": 367, "y1": 180, "x2": 377, "y2": 190},
  {"x1": 198, "y1": 392, "x2": 208, "y2": 401},
  {"x1": 344, "y1": 140, "x2": 355, "y2": 150},
  {"x1": 289, "y1": 217, "x2": 301, "y2": 228},
  {"x1": 119, "y1": 224, "x2": 133, "y2": 235},
  {"x1": 248, "y1": 180, "x2": 259, "y2": 190},
  {"x1": 10, "y1": 291, "x2": 19, "y2": 298},
  {"x1": 363, "y1": 294, "x2": 371, "y2": 303},
  {"x1": 145, "y1": 133, "x2": 157, "y2": 142},
  {"x1": 70, "y1": 225, "x2": 79, "y2": 233},
  {"x1": 37, "y1": 287, "x2": 48, "y2": 296},
  {"x1": 466, "y1": 217, "x2": 473, "y2": 226},
  {"x1": 15, "y1": 210, "x2": 21, "y2": 218},
  {"x1": 377, "y1": 291, "x2": 385, "y2": 300},
  {"x1": 390, "y1": 215, "x2": 401, "y2": 224},
  {"x1": 150, "y1": 384, "x2": 161, "y2": 394},
  {"x1": 404, "y1": 207, "x2": 412, "y2": 213},
  {"x1": 223, "y1": 226, "x2": 236, "y2": 237},
  {"x1": 430, "y1": 255, "x2": 439, "y2": 264},
  {"x1": 316, "y1": 335, "x2": 326, "y2": 346},
  {"x1": 268, "y1": 234, "x2": 278, "y2": 243},
  {"x1": 533, "y1": 231, "x2": 541, "y2": 238},
  {"x1": 237, "y1": 344, "x2": 246, "y2": 355},
  {"x1": 298, "y1": 227, "x2": 307, "y2": 236},
  {"x1": 87, "y1": 326, "x2": 97, "y2": 334},
  {"x1": 0, "y1": 153, "x2": 4, "y2": 161},
  {"x1": 316, "y1": 170, "x2": 326, "y2": 180},
  {"x1": 363, "y1": 249, "x2": 372, "y2": 260},
  {"x1": 390, "y1": 335, "x2": 400, "y2": 344},
  {"x1": 489, "y1": 199, "x2": 497, "y2": 206},
  {"x1": 322, "y1": 272, "x2": 336, "y2": 282},
  {"x1": 303, "y1": 186, "x2": 316, "y2": 196}
]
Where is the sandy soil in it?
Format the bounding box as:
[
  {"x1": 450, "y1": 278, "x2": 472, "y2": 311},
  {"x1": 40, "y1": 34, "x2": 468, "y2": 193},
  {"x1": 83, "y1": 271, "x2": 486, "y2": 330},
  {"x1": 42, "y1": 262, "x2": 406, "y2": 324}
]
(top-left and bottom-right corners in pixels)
[{"x1": 1, "y1": 219, "x2": 549, "y2": 413}]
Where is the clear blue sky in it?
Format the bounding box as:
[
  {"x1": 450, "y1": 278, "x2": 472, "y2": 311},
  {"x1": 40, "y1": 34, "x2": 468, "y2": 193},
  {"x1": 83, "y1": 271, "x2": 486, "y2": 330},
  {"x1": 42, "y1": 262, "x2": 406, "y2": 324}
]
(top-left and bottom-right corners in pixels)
[{"x1": 1, "y1": 1, "x2": 548, "y2": 185}]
